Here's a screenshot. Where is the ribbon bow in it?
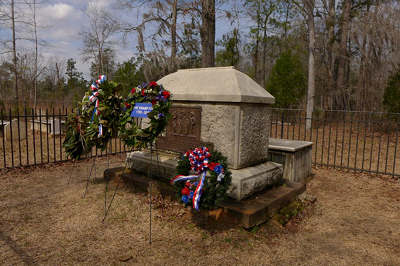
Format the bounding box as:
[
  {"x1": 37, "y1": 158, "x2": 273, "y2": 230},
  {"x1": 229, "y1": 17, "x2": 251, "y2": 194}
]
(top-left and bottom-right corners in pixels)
[
  {"x1": 89, "y1": 75, "x2": 106, "y2": 136},
  {"x1": 170, "y1": 147, "x2": 225, "y2": 210}
]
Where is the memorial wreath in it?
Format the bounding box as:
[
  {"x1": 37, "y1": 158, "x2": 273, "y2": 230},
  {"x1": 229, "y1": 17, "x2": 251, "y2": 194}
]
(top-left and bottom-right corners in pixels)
[
  {"x1": 171, "y1": 147, "x2": 232, "y2": 210},
  {"x1": 63, "y1": 75, "x2": 124, "y2": 159},
  {"x1": 118, "y1": 81, "x2": 171, "y2": 149}
]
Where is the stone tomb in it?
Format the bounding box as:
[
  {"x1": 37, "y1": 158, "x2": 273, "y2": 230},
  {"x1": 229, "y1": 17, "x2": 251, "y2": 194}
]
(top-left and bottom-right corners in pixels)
[{"x1": 127, "y1": 66, "x2": 283, "y2": 201}]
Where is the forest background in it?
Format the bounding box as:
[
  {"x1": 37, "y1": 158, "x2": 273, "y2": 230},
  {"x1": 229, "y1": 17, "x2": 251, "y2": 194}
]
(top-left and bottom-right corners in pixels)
[{"x1": 0, "y1": 0, "x2": 399, "y2": 115}]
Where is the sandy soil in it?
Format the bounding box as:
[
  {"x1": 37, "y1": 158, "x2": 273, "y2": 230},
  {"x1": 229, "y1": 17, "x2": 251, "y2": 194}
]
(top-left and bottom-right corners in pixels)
[{"x1": 0, "y1": 156, "x2": 399, "y2": 265}]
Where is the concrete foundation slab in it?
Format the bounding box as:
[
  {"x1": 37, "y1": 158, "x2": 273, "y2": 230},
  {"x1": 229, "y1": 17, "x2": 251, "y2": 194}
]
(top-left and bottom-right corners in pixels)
[
  {"x1": 126, "y1": 151, "x2": 283, "y2": 201},
  {"x1": 104, "y1": 167, "x2": 305, "y2": 229}
]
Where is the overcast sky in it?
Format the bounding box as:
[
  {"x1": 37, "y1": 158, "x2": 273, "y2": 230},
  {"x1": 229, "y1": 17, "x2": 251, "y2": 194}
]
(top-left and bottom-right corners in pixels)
[{"x1": 0, "y1": 0, "x2": 238, "y2": 79}]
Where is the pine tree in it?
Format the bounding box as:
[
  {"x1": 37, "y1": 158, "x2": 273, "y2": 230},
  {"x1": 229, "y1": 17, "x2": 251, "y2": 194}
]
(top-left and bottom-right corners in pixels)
[
  {"x1": 216, "y1": 28, "x2": 240, "y2": 67},
  {"x1": 266, "y1": 51, "x2": 306, "y2": 108},
  {"x1": 383, "y1": 69, "x2": 400, "y2": 113}
]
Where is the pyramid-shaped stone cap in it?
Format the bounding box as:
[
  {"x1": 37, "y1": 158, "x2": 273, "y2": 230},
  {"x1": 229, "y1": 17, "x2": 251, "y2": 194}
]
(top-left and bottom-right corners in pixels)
[{"x1": 158, "y1": 66, "x2": 275, "y2": 104}]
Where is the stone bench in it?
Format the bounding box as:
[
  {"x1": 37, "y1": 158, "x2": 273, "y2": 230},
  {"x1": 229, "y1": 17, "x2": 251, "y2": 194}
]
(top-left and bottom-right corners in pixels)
[{"x1": 268, "y1": 138, "x2": 313, "y2": 183}]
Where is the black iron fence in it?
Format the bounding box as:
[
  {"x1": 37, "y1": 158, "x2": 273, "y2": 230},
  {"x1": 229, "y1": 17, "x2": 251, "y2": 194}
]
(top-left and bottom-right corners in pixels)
[
  {"x1": 270, "y1": 108, "x2": 400, "y2": 178},
  {"x1": 0, "y1": 107, "x2": 129, "y2": 169},
  {"x1": 1, "y1": 107, "x2": 399, "y2": 178}
]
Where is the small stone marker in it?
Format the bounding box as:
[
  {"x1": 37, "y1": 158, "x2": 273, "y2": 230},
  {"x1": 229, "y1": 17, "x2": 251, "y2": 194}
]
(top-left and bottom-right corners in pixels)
[{"x1": 4, "y1": 119, "x2": 26, "y2": 141}]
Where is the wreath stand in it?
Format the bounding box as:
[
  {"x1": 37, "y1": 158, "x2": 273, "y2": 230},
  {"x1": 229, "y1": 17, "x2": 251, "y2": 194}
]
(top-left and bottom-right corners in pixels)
[
  {"x1": 63, "y1": 79, "x2": 171, "y2": 246},
  {"x1": 101, "y1": 141, "x2": 161, "y2": 245}
]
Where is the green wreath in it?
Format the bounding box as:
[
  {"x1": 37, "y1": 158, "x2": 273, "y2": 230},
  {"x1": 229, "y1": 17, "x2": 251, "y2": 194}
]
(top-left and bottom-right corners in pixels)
[
  {"x1": 63, "y1": 114, "x2": 90, "y2": 160},
  {"x1": 172, "y1": 148, "x2": 232, "y2": 210},
  {"x1": 119, "y1": 81, "x2": 172, "y2": 149},
  {"x1": 63, "y1": 76, "x2": 123, "y2": 159}
]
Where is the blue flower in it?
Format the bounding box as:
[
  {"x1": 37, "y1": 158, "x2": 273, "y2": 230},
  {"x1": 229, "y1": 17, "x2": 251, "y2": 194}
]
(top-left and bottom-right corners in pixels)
[
  {"x1": 182, "y1": 195, "x2": 189, "y2": 204},
  {"x1": 214, "y1": 164, "x2": 223, "y2": 174},
  {"x1": 189, "y1": 191, "x2": 194, "y2": 199},
  {"x1": 158, "y1": 113, "x2": 164, "y2": 118}
]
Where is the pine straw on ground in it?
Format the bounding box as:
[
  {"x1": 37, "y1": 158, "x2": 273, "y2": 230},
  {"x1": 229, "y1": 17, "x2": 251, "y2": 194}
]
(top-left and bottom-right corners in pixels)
[{"x1": 0, "y1": 156, "x2": 399, "y2": 265}]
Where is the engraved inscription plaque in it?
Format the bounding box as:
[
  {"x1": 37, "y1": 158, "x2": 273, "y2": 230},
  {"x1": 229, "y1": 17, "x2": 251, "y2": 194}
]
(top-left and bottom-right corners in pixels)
[{"x1": 156, "y1": 106, "x2": 202, "y2": 153}]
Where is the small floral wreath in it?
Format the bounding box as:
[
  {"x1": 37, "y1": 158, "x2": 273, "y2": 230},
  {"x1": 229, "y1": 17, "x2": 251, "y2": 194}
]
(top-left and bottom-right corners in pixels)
[
  {"x1": 118, "y1": 81, "x2": 172, "y2": 149},
  {"x1": 171, "y1": 147, "x2": 232, "y2": 210}
]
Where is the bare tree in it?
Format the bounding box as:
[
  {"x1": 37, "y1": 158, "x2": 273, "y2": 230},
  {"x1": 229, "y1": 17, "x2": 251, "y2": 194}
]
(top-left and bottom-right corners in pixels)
[
  {"x1": 120, "y1": 0, "x2": 181, "y2": 72},
  {"x1": 11, "y1": 0, "x2": 18, "y2": 103},
  {"x1": 81, "y1": 3, "x2": 119, "y2": 77},
  {"x1": 32, "y1": 0, "x2": 38, "y2": 108}
]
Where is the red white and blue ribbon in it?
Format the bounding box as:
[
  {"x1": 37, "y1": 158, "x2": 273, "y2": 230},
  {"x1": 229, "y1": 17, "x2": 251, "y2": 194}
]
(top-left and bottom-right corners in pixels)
[
  {"x1": 89, "y1": 75, "x2": 106, "y2": 136},
  {"x1": 170, "y1": 147, "x2": 224, "y2": 211}
]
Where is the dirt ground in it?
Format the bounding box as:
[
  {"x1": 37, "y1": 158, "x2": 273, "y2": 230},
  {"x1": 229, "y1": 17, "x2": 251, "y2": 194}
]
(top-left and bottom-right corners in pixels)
[{"x1": 0, "y1": 155, "x2": 399, "y2": 265}]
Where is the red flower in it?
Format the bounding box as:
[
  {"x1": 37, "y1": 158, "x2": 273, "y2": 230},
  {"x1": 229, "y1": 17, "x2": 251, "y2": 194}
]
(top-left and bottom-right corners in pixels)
[
  {"x1": 124, "y1": 102, "x2": 131, "y2": 108},
  {"x1": 162, "y1": 91, "x2": 170, "y2": 98},
  {"x1": 209, "y1": 162, "x2": 218, "y2": 171},
  {"x1": 152, "y1": 99, "x2": 157, "y2": 106},
  {"x1": 131, "y1": 88, "x2": 136, "y2": 94},
  {"x1": 181, "y1": 187, "x2": 190, "y2": 196},
  {"x1": 149, "y1": 81, "x2": 158, "y2": 87},
  {"x1": 141, "y1": 89, "x2": 145, "y2": 96}
]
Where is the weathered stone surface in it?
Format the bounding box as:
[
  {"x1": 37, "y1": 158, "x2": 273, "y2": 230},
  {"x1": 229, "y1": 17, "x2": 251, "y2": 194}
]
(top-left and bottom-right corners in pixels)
[
  {"x1": 158, "y1": 66, "x2": 275, "y2": 104},
  {"x1": 269, "y1": 138, "x2": 313, "y2": 152},
  {"x1": 268, "y1": 138, "x2": 313, "y2": 183},
  {"x1": 126, "y1": 151, "x2": 284, "y2": 201},
  {"x1": 227, "y1": 161, "x2": 283, "y2": 201},
  {"x1": 126, "y1": 151, "x2": 178, "y2": 181},
  {"x1": 157, "y1": 67, "x2": 274, "y2": 169},
  {"x1": 162, "y1": 102, "x2": 271, "y2": 169},
  {"x1": 220, "y1": 181, "x2": 306, "y2": 228},
  {"x1": 104, "y1": 165, "x2": 306, "y2": 229},
  {"x1": 175, "y1": 102, "x2": 238, "y2": 167},
  {"x1": 238, "y1": 104, "x2": 271, "y2": 168}
]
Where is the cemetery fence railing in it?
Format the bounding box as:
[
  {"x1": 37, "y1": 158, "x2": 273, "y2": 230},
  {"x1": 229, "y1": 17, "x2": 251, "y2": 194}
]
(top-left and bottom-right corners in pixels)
[
  {"x1": 0, "y1": 107, "x2": 131, "y2": 169},
  {"x1": 270, "y1": 108, "x2": 400, "y2": 178},
  {"x1": 0, "y1": 107, "x2": 399, "y2": 178}
]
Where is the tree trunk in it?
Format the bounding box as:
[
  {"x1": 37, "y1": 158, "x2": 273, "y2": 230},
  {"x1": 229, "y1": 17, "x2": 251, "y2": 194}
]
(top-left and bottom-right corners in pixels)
[
  {"x1": 305, "y1": 0, "x2": 315, "y2": 130},
  {"x1": 11, "y1": 0, "x2": 18, "y2": 104},
  {"x1": 326, "y1": 0, "x2": 335, "y2": 108},
  {"x1": 55, "y1": 62, "x2": 59, "y2": 102},
  {"x1": 200, "y1": 0, "x2": 215, "y2": 67},
  {"x1": 98, "y1": 50, "x2": 102, "y2": 76},
  {"x1": 170, "y1": 0, "x2": 178, "y2": 72},
  {"x1": 33, "y1": 0, "x2": 38, "y2": 109},
  {"x1": 261, "y1": 15, "x2": 268, "y2": 87},
  {"x1": 254, "y1": 3, "x2": 261, "y2": 84},
  {"x1": 336, "y1": 0, "x2": 351, "y2": 109}
]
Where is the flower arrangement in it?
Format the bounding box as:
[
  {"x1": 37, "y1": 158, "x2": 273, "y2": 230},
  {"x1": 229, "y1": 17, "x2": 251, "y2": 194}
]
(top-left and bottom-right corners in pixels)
[
  {"x1": 118, "y1": 81, "x2": 172, "y2": 149},
  {"x1": 63, "y1": 75, "x2": 124, "y2": 159},
  {"x1": 171, "y1": 147, "x2": 232, "y2": 210}
]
